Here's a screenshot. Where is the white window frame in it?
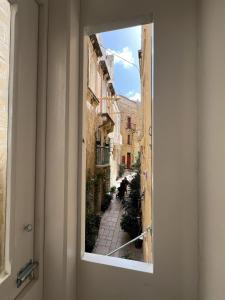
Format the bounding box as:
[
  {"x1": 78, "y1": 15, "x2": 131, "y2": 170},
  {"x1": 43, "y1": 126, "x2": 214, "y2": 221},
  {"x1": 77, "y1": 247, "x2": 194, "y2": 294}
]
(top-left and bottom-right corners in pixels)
[{"x1": 78, "y1": 17, "x2": 154, "y2": 274}]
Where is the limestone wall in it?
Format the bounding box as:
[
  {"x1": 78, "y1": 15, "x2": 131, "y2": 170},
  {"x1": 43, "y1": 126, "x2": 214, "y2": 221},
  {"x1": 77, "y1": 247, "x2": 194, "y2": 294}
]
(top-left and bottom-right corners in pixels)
[
  {"x1": 86, "y1": 101, "x2": 98, "y2": 178},
  {"x1": 117, "y1": 96, "x2": 140, "y2": 169},
  {"x1": 86, "y1": 34, "x2": 118, "y2": 211},
  {"x1": 109, "y1": 102, "x2": 121, "y2": 187},
  {"x1": 139, "y1": 24, "x2": 152, "y2": 263}
]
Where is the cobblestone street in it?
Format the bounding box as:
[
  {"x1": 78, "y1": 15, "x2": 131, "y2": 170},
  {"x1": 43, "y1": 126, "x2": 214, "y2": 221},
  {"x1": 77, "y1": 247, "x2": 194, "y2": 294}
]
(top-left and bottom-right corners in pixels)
[{"x1": 93, "y1": 171, "x2": 144, "y2": 261}]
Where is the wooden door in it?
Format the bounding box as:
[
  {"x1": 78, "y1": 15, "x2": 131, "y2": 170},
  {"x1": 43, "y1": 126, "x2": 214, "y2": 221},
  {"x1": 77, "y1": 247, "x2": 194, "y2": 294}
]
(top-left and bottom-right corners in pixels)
[
  {"x1": 0, "y1": 0, "x2": 39, "y2": 298},
  {"x1": 127, "y1": 152, "x2": 131, "y2": 169}
]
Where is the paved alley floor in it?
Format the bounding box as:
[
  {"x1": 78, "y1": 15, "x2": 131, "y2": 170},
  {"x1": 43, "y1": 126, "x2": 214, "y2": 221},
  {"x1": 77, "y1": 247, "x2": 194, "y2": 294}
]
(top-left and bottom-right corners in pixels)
[{"x1": 93, "y1": 171, "x2": 144, "y2": 261}]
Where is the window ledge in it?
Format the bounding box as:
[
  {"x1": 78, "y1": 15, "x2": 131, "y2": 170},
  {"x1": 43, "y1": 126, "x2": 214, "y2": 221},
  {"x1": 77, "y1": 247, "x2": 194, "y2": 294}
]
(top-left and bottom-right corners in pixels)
[
  {"x1": 0, "y1": 272, "x2": 10, "y2": 285},
  {"x1": 82, "y1": 252, "x2": 153, "y2": 274}
]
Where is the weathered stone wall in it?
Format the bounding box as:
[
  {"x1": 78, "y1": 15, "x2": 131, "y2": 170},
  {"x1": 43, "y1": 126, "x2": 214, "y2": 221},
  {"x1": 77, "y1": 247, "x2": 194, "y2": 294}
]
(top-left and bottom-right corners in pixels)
[
  {"x1": 117, "y1": 96, "x2": 140, "y2": 168},
  {"x1": 140, "y1": 24, "x2": 152, "y2": 263},
  {"x1": 86, "y1": 37, "x2": 102, "y2": 179},
  {"x1": 109, "y1": 102, "x2": 121, "y2": 187},
  {"x1": 0, "y1": 0, "x2": 10, "y2": 273},
  {"x1": 86, "y1": 101, "x2": 98, "y2": 178},
  {"x1": 86, "y1": 36, "x2": 116, "y2": 211}
]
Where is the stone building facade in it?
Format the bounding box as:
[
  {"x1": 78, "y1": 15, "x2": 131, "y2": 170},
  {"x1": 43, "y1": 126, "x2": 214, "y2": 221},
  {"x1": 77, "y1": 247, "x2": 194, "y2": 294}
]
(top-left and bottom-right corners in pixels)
[
  {"x1": 117, "y1": 96, "x2": 141, "y2": 169},
  {"x1": 108, "y1": 101, "x2": 122, "y2": 187},
  {"x1": 85, "y1": 33, "x2": 120, "y2": 212},
  {"x1": 139, "y1": 24, "x2": 153, "y2": 263}
]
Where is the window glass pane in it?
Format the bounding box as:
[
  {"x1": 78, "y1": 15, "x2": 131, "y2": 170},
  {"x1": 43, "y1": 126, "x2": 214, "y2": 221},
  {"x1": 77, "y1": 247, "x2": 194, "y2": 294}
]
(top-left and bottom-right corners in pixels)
[
  {"x1": 85, "y1": 24, "x2": 153, "y2": 266},
  {"x1": 0, "y1": 0, "x2": 10, "y2": 275}
]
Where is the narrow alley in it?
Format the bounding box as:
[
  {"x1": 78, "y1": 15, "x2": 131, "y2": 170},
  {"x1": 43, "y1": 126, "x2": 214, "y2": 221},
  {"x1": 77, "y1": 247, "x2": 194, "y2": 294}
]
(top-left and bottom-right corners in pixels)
[
  {"x1": 85, "y1": 27, "x2": 152, "y2": 264},
  {"x1": 93, "y1": 171, "x2": 144, "y2": 261}
]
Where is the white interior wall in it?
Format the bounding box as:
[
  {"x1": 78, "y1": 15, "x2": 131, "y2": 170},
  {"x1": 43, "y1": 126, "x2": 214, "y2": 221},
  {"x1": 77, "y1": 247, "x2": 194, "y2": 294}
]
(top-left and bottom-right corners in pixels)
[
  {"x1": 198, "y1": 1, "x2": 225, "y2": 299},
  {"x1": 43, "y1": 0, "x2": 225, "y2": 299},
  {"x1": 78, "y1": 0, "x2": 198, "y2": 299}
]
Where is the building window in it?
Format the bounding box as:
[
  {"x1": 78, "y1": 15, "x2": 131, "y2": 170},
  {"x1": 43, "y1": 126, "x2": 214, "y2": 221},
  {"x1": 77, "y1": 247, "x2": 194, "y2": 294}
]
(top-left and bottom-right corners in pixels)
[
  {"x1": 127, "y1": 134, "x2": 131, "y2": 145},
  {"x1": 83, "y1": 22, "x2": 153, "y2": 272},
  {"x1": 127, "y1": 116, "x2": 131, "y2": 129}
]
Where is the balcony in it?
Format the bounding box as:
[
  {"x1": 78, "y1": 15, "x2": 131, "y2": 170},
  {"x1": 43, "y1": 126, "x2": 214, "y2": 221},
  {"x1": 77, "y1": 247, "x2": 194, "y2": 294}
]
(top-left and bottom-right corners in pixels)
[
  {"x1": 89, "y1": 34, "x2": 103, "y2": 57},
  {"x1": 99, "y1": 60, "x2": 111, "y2": 81},
  {"x1": 87, "y1": 87, "x2": 99, "y2": 106},
  {"x1": 99, "y1": 113, "x2": 115, "y2": 134},
  {"x1": 96, "y1": 146, "x2": 110, "y2": 167}
]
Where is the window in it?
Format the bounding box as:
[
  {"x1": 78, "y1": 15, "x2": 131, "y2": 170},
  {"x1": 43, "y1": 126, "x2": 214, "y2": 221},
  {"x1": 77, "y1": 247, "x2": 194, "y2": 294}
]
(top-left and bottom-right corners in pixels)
[
  {"x1": 83, "y1": 22, "x2": 153, "y2": 269},
  {"x1": 127, "y1": 116, "x2": 131, "y2": 129},
  {"x1": 127, "y1": 134, "x2": 131, "y2": 145}
]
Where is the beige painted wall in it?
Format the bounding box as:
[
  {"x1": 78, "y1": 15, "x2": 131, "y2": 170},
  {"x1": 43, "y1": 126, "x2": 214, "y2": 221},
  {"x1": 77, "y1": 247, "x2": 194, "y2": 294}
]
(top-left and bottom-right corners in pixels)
[{"x1": 198, "y1": 0, "x2": 225, "y2": 299}]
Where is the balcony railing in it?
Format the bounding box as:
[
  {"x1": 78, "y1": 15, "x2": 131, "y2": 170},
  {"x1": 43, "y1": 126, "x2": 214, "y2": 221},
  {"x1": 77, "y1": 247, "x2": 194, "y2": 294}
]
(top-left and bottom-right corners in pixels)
[{"x1": 96, "y1": 146, "x2": 110, "y2": 166}]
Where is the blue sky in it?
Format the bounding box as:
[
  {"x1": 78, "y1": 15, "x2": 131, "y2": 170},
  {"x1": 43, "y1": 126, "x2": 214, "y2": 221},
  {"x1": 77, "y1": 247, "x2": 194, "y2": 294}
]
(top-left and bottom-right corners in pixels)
[{"x1": 100, "y1": 26, "x2": 141, "y2": 101}]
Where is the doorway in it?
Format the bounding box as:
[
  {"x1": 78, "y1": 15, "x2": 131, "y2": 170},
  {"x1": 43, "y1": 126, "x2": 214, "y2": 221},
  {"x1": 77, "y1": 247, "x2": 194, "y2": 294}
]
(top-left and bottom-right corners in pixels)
[{"x1": 127, "y1": 152, "x2": 131, "y2": 169}]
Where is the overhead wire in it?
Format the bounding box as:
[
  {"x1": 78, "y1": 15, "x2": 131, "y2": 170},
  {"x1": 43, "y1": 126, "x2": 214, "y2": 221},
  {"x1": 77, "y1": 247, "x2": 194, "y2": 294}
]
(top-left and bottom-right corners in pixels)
[{"x1": 99, "y1": 43, "x2": 140, "y2": 74}]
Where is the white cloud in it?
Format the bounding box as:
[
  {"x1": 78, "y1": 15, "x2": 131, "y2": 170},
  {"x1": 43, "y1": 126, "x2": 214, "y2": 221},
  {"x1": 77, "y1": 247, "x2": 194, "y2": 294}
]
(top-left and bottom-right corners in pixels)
[
  {"x1": 126, "y1": 91, "x2": 141, "y2": 102},
  {"x1": 126, "y1": 90, "x2": 134, "y2": 96},
  {"x1": 106, "y1": 47, "x2": 134, "y2": 69}
]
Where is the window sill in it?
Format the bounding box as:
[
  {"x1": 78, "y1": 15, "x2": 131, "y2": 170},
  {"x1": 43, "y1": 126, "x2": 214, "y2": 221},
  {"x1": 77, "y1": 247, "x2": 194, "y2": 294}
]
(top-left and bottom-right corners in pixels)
[
  {"x1": 82, "y1": 252, "x2": 153, "y2": 274},
  {"x1": 0, "y1": 271, "x2": 10, "y2": 285}
]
